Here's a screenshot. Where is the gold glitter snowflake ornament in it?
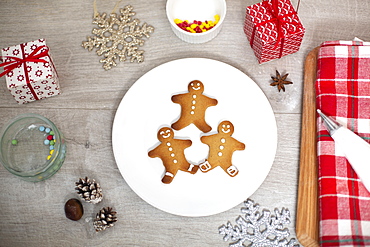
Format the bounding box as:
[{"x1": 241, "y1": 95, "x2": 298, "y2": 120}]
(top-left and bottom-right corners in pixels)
[{"x1": 82, "y1": 5, "x2": 154, "y2": 70}]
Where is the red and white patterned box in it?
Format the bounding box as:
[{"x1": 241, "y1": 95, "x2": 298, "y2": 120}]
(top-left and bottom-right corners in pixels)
[
  {"x1": 1, "y1": 39, "x2": 60, "y2": 104},
  {"x1": 244, "y1": 0, "x2": 305, "y2": 64}
]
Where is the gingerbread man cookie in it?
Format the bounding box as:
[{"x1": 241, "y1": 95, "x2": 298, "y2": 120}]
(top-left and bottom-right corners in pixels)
[
  {"x1": 171, "y1": 80, "x2": 218, "y2": 133},
  {"x1": 148, "y1": 127, "x2": 198, "y2": 184},
  {"x1": 199, "y1": 120, "x2": 245, "y2": 177}
]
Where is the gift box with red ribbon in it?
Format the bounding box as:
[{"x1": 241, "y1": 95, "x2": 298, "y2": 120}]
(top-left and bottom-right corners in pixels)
[
  {"x1": 244, "y1": 0, "x2": 305, "y2": 64},
  {"x1": 0, "y1": 39, "x2": 60, "y2": 104}
]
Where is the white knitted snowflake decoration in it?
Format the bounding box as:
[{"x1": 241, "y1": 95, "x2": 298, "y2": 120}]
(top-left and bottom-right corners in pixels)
[
  {"x1": 219, "y1": 199, "x2": 299, "y2": 247},
  {"x1": 82, "y1": 5, "x2": 154, "y2": 70}
]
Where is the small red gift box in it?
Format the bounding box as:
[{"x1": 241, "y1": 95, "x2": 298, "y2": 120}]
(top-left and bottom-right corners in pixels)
[
  {"x1": 0, "y1": 39, "x2": 60, "y2": 104},
  {"x1": 244, "y1": 0, "x2": 305, "y2": 64}
]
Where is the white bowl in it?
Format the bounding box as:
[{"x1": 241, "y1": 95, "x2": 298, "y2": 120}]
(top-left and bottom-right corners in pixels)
[{"x1": 166, "y1": 0, "x2": 226, "y2": 44}]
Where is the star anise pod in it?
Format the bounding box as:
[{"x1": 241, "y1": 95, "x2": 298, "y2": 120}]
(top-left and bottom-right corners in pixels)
[{"x1": 270, "y1": 70, "x2": 293, "y2": 92}]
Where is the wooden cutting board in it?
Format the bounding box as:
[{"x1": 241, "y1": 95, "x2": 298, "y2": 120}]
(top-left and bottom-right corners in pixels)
[{"x1": 296, "y1": 47, "x2": 320, "y2": 247}]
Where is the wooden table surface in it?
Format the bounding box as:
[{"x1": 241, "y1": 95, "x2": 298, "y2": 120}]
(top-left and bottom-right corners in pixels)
[{"x1": 0, "y1": 0, "x2": 369, "y2": 246}]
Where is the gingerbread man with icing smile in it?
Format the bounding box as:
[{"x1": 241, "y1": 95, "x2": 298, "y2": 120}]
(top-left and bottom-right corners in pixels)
[
  {"x1": 171, "y1": 80, "x2": 218, "y2": 133},
  {"x1": 148, "y1": 127, "x2": 198, "y2": 184},
  {"x1": 199, "y1": 120, "x2": 245, "y2": 177}
]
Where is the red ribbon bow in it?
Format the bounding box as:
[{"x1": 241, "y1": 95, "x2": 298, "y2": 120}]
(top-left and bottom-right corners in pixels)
[
  {"x1": 0, "y1": 45, "x2": 49, "y2": 78},
  {"x1": 267, "y1": 0, "x2": 296, "y2": 48}
]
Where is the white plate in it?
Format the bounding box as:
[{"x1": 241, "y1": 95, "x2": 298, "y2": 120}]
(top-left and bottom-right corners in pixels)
[{"x1": 112, "y1": 58, "x2": 277, "y2": 217}]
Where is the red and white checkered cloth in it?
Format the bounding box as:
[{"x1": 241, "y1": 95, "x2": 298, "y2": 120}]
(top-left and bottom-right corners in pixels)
[{"x1": 316, "y1": 40, "x2": 370, "y2": 246}]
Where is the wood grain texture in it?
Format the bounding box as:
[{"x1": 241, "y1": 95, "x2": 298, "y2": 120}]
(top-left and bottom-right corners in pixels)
[
  {"x1": 296, "y1": 47, "x2": 320, "y2": 247},
  {"x1": 0, "y1": 0, "x2": 369, "y2": 246}
]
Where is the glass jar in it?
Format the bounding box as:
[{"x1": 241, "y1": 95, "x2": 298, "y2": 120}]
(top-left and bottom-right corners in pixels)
[{"x1": 0, "y1": 113, "x2": 66, "y2": 182}]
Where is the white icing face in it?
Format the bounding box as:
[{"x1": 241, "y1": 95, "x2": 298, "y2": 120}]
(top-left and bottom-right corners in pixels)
[
  {"x1": 218, "y1": 121, "x2": 234, "y2": 135},
  {"x1": 191, "y1": 82, "x2": 201, "y2": 90},
  {"x1": 161, "y1": 130, "x2": 171, "y2": 138},
  {"x1": 188, "y1": 80, "x2": 204, "y2": 93},
  {"x1": 221, "y1": 124, "x2": 231, "y2": 133},
  {"x1": 158, "y1": 127, "x2": 174, "y2": 141}
]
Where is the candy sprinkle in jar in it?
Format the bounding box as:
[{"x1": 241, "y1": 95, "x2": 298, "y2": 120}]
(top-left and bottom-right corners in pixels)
[{"x1": 0, "y1": 113, "x2": 66, "y2": 182}]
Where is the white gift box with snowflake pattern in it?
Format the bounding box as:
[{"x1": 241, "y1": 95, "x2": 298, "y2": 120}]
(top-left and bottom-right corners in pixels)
[{"x1": 1, "y1": 39, "x2": 60, "y2": 104}]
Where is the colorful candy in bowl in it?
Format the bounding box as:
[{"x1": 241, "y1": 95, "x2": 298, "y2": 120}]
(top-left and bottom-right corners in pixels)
[{"x1": 166, "y1": 0, "x2": 227, "y2": 43}]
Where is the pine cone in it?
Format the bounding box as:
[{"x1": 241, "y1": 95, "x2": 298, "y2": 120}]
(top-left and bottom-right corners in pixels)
[
  {"x1": 75, "y1": 177, "x2": 103, "y2": 204},
  {"x1": 93, "y1": 207, "x2": 117, "y2": 232}
]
